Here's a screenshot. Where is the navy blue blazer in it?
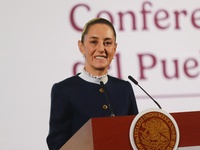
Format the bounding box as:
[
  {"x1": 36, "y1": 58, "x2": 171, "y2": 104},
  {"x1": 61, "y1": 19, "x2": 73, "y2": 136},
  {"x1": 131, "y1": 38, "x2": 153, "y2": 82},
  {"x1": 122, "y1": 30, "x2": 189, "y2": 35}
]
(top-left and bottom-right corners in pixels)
[{"x1": 46, "y1": 75, "x2": 138, "y2": 150}]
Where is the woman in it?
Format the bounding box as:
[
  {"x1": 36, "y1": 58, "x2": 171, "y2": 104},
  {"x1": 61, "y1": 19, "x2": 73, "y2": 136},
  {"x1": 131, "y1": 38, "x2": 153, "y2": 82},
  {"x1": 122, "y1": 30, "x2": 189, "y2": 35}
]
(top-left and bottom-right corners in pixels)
[{"x1": 46, "y1": 18, "x2": 138, "y2": 150}]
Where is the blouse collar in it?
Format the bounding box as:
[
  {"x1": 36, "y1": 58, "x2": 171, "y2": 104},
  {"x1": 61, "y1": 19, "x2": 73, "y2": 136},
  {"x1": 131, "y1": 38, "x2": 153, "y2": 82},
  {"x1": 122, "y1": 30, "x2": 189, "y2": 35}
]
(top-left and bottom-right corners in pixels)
[{"x1": 78, "y1": 68, "x2": 108, "y2": 84}]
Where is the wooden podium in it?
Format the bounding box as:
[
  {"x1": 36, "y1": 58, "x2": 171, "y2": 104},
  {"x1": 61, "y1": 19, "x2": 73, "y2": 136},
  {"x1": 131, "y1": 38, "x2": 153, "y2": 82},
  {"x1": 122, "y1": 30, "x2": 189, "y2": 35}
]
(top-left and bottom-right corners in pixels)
[{"x1": 60, "y1": 111, "x2": 200, "y2": 150}]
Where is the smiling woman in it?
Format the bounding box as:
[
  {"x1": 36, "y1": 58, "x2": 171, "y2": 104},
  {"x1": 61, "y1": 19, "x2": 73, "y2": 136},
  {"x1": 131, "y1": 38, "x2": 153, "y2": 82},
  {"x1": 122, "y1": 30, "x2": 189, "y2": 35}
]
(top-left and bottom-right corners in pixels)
[
  {"x1": 46, "y1": 18, "x2": 138, "y2": 150},
  {"x1": 78, "y1": 23, "x2": 117, "y2": 75}
]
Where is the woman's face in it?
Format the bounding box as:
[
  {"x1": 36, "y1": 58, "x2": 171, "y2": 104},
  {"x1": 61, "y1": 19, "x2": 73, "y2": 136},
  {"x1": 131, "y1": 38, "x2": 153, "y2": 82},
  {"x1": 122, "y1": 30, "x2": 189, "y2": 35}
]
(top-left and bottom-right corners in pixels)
[{"x1": 78, "y1": 24, "x2": 117, "y2": 75}]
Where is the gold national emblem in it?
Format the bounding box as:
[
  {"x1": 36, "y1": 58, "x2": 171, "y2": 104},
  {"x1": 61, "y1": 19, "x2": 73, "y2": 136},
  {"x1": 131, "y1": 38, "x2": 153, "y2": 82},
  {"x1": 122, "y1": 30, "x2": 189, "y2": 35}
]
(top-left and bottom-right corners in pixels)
[{"x1": 130, "y1": 109, "x2": 179, "y2": 150}]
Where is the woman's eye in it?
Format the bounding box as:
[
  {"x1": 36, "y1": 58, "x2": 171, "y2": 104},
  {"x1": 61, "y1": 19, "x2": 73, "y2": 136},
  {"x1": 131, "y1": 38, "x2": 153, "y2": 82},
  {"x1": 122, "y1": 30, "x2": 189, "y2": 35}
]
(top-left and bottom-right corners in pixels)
[
  {"x1": 90, "y1": 41, "x2": 97, "y2": 44},
  {"x1": 104, "y1": 41, "x2": 112, "y2": 46}
]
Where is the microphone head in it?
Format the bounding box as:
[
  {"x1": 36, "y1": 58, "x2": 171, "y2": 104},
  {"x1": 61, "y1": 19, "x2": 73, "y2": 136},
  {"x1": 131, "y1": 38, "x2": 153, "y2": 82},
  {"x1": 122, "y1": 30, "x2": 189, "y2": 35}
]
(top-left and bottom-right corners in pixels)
[
  {"x1": 128, "y1": 75, "x2": 138, "y2": 85},
  {"x1": 100, "y1": 81, "x2": 104, "y2": 86}
]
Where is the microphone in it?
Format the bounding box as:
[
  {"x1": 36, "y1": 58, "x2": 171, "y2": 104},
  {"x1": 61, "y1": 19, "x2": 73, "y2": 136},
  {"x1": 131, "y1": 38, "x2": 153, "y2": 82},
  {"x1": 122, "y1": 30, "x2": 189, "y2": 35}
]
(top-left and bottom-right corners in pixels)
[
  {"x1": 128, "y1": 75, "x2": 162, "y2": 109},
  {"x1": 100, "y1": 81, "x2": 115, "y2": 117}
]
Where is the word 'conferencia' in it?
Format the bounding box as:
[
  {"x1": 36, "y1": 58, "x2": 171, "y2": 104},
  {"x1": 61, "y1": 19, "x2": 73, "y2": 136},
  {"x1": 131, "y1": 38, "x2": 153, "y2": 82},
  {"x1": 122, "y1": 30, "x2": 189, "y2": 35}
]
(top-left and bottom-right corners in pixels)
[{"x1": 70, "y1": 1, "x2": 200, "y2": 31}]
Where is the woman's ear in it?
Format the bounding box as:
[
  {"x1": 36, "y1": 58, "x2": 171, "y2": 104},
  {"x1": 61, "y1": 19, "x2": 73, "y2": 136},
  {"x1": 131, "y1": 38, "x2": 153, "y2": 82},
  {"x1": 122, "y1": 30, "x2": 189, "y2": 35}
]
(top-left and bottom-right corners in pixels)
[
  {"x1": 114, "y1": 42, "x2": 117, "y2": 54},
  {"x1": 78, "y1": 40, "x2": 85, "y2": 55}
]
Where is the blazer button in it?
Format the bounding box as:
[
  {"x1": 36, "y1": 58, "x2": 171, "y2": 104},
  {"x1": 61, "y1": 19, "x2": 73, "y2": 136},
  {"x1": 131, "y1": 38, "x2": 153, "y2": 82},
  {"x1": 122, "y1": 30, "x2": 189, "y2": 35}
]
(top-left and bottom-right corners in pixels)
[
  {"x1": 102, "y1": 104, "x2": 108, "y2": 110},
  {"x1": 99, "y1": 88, "x2": 104, "y2": 93}
]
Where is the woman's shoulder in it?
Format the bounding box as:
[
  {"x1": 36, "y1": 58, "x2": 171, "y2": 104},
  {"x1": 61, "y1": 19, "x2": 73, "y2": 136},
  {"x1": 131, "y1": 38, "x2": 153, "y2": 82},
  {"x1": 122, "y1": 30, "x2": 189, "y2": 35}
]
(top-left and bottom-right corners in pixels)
[
  {"x1": 53, "y1": 75, "x2": 81, "y2": 88},
  {"x1": 108, "y1": 75, "x2": 129, "y2": 83},
  {"x1": 108, "y1": 75, "x2": 131, "y2": 87}
]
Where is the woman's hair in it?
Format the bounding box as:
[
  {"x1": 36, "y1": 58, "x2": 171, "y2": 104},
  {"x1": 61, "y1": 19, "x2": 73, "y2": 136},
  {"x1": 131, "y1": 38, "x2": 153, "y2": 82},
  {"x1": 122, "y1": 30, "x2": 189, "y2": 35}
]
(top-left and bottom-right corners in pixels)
[{"x1": 81, "y1": 18, "x2": 116, "y2": 43}]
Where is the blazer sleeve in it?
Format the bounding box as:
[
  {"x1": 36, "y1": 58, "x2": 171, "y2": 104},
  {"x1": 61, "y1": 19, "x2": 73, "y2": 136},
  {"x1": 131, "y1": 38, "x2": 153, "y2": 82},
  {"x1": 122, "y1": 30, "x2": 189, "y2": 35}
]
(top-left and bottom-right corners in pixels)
[{"x1": 46, "y1": 83, "x2": 72, "y2": 150}]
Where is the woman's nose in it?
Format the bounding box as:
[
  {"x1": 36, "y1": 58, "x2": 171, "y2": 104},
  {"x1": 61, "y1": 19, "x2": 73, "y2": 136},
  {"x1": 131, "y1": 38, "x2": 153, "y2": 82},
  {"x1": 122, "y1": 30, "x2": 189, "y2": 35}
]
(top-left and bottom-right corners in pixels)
[{"x1": 97, "y1": 42, "x2": 105, "y2": 52}]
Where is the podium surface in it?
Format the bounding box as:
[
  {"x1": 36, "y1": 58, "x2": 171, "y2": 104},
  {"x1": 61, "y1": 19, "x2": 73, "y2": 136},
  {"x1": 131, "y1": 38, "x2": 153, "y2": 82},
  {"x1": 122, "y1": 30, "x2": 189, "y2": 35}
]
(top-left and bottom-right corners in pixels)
[{"x1": 61, "y1": 111, "x2": 200, "y2": 150}]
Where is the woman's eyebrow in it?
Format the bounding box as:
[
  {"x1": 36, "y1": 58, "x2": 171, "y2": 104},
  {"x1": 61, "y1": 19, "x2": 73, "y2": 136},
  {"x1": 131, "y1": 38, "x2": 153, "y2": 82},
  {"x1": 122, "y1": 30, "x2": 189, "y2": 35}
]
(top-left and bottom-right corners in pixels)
[
  {"x1": 89, "y1": 36, "x2": 98, "y2": 39},
  {"x1": 89, "y1": 36, "x2": 112, "y2": 40}
]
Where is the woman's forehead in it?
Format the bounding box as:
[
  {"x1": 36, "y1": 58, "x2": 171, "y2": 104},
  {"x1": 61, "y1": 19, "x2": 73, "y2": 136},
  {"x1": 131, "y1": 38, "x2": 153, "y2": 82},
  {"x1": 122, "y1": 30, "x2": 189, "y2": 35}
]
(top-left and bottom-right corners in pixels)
[{"x1": 86, "y1": 24, "x2": 115, "y2": 39}]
